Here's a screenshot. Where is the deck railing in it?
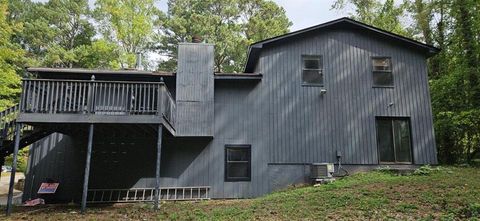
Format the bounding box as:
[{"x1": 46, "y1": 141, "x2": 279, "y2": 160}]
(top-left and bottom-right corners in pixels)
[{"x1": 20, "y1": 79, "x2": 176, "y2": 124}]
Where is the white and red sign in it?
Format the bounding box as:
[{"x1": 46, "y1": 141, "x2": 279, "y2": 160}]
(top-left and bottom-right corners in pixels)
[{"x1": 37, "y1": 183, "x2": 59, "y2": 194}]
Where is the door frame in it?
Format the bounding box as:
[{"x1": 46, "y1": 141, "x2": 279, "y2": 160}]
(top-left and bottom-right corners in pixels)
[{"x1": 375, "y1": 116, "x2": 414, "y2": 164}]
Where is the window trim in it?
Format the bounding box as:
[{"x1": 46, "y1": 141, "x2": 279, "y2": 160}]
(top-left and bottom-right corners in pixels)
[
  {"x1": 372, "y1": 56, "x2": 394, "y2": 87},
  {"x1": 224, "y1": 144, "x2": 251, "y2": 182},
  {"x1": 375, "y1": 116, "x2": 414, "y2": 164},
  {"x1": 301, "y1": 55, "x2": 324, "y2": 87}
]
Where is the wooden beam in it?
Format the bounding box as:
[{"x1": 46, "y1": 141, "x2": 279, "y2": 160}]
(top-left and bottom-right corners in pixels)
[
  {"x1": 81, "y1": 124, "x2": 94, "y2": 213},
  {"x1": 154, "y1": 125, "x2": 163, "y2": 210},
  {"x1": 6, "y1": 123, "x2": 22, "y2": 216},
  {"x1": 17, "y1": 113, "x2": 163, "y2": 124}
]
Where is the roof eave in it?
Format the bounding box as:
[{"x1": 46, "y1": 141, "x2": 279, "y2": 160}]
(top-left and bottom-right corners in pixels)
[
  {"x1": 244, "y1": 45, "x2": 263, "y2": 73},
  {"x1": 26, "y1": 67, "x2": 175, "y2": 77}
]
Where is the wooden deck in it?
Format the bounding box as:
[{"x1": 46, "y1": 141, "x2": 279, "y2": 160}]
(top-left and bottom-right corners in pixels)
[{"x1": 17, "y1": 79, "x2": 176, "y2": 129}]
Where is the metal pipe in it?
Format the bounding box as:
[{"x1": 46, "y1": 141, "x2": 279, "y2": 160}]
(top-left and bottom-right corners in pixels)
[
  {"x1": 136, "y1": 53, "x2": 143, "y2": 70},
  {"x1": 81, "y1": 124, "x2": 94, "y2": 213},
  {"x1": 154, "y1": 125, "x2": 163, "y2": 210},
  {"x1": 6, "y1": 123, "x2": 22, "y2": 216}
]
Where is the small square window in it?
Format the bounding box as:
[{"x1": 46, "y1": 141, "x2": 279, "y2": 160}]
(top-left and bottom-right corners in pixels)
[
  {"x1": 225, "y1": 145, "x2": 251, "y2": 182},
  {"x1": 372, "y1": 57, "x2": 393, "y2": 87},
  {"x1": 302, "y1": 55, "x2": 323, "y2": 86}
]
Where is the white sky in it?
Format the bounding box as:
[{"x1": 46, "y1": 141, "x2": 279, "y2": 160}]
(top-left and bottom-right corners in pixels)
[{"x1": 270, "y1": 0, "x2": 345, "y2": 31}]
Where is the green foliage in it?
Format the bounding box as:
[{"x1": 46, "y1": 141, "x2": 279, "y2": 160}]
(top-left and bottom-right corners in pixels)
[
  {"x1": 0, "y1": 0, "x2": 22, "y2": 111},
  {"x1": 75, "y1": 39, "x2": 122, "y2": 69},
  {"x1": 4, "y1": 148, "x2": 29, "y2": 172},
  {"x1": 94, "y1": 0, "x2": 164, "y2": 69},
  {"x1": 332, "y1": 0, "x2": 409, "y2": 36},
  {"x1": 427, "y1": 0, "x2": 480, "y2": 164},
  {"x1": 158, "y1": 0, "x2": 291, "y2": 72},
  {"x1": 396, "y1": 203, "x2": 418, "y2": 213},
  {"x1": 413, "y1": 165, "x2": 440, "y2": 175},
  {"x1": 459, "y1": 203, "x2": 480, "y2": 219},
  {"x1": 7, "y1": 167, "x2": 477, "y2": 220},
  {"x1": 0, "y1": 67, "x2": 21, "y2": 110},
  {"x1": 4, "y1": 0, "x2": 290, "y2": 72},
  {"x1": 8, "y1": 0, "x2": 95, "y2": 68},
  {"x1": 374, "y1": 165, "x2": 395, "y2": 174},
  {"x1": 433, "y1": 110, "x2": 480, "y2": 163}
]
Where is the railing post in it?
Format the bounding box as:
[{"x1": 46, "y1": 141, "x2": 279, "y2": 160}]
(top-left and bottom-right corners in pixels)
[
  {"x1": 86, "y1": 75, "x2": 96, "y2": 114},
  {"x1": 19, "y1": 80, "x2": 26, "y2": 112},
  {"x1": 157, "y1": 78, "x2": 164, "y2": 116}
]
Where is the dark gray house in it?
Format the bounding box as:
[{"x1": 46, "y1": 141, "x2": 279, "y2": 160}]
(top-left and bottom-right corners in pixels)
[{"x1": 0, "y1": 18, "x2": 439, "y2": 212}]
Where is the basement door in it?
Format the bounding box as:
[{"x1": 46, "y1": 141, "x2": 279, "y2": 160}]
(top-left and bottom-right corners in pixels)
[{"x1": 375, "y1": 117, "x2": 413, "y2": 164}]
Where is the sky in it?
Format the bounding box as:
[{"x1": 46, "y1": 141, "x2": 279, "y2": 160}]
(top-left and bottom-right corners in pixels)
[{"x1": 266, "y1": 0, "x2": 345, "y2": 31}]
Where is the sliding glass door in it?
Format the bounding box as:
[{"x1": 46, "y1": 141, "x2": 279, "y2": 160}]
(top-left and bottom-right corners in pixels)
[{"x1": 376, "y1": 117, "x2": 413, "y2": 164}]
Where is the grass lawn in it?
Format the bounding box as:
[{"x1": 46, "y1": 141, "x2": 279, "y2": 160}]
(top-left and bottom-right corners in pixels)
[{"x1": 1, "y1": 166, "x2": 479, "y2": 220}]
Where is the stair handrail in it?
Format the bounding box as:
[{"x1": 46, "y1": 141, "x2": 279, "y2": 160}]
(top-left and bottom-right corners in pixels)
[
  {"x1": 0, "y1": 104, "x2": 20, "y2": 141},
  {"x1": 0, "y1": 104, "x2": 34, "y2": 143}
]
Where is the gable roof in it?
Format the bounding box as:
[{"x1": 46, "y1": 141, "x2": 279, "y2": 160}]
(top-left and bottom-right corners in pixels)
[{"x1": 244, "y1": 17, "x2": 440, "y2": 73}]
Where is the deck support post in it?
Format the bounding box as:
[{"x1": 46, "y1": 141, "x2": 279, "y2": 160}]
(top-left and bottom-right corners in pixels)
[
  {"x1": 81, "y1": 124, "x2": 94, "y2": 214},
  {"x1": 6, "y1": 123, "x2": 22, "y2": 216},
  {"x1": 154, "y1": 125, "x2": 163, "y2": 210},
  {"x1": 0, "y1": 156, "x2": 4, "y2": 182}
]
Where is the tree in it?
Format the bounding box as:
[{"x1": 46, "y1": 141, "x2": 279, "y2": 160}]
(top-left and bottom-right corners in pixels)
[
  {"x1": 158, "y1": 0, "x2": 291, "y2": 72},
  {"x1": 94, "y1": 0, "x2": 164, "y2": 69},
  {"x1": 0, "y1": 0, "x2": 22, "y2": 110},
  {"x1": 332, "y1": 0, "x2": 408, "y2": 36},
  {"x1": 75, "y1": 39, "x2": 122, "y2": 69},
  {"x1": 407, "y1": 0, "x2": 480, "y2": 164},
  {"x1": 427, "y1": 0, "x2": 480, "y2": 163},
  {"x1": 405, "y1": 0, "x2": 451, "y2": 80},
  {"x1": 4, "y1": 148, "x2": 29, "y2": 172},
  {"x1": 8, "y1": 0, "x2": 94, "y2": 68}
]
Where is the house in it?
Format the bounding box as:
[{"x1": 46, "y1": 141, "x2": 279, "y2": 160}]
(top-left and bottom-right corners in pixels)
[{"x1": 0, "y1": 17, "x2": 439, "y2": 213}]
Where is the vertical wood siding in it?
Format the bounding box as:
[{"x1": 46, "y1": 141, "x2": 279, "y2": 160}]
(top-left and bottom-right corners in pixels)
[
  {"x1": 175, "y1": 43, "x2": 215, "y2": 136},
  {"x1": 254, "y1": 29, "x2": 437, "y2": 165},
  {"x1": 23, "y1": 133, "x2": 84, "y2": 202},
  {"x1": 24, "y1": 28, "x2": 437, "y2": 200}
]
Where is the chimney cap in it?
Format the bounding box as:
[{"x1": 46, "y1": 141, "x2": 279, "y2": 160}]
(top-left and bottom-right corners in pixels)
[
  {"x1": 192, "y1": 35, "x2": 203, "y2": 43},
  {"x1": 135, "y1": 53, "x2": 143, "y2": 70}
]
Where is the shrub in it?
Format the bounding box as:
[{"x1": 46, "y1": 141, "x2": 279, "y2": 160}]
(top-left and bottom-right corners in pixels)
[{"x1": 413, "y1": 165, "x2": 446, "y2": 176}]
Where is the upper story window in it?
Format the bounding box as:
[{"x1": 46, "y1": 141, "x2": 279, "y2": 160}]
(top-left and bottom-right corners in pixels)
[
  {"x1": 372, "y1": 57, "x2": 393, "y2": 87},
  {"x1": 302, "y1": 55, "x2": 323, "y2": 86}
]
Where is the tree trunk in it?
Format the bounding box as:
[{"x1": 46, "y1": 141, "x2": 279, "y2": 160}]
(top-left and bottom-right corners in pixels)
[{"x1": 456, "y1": 0, "x2": 480, "y2": 107}]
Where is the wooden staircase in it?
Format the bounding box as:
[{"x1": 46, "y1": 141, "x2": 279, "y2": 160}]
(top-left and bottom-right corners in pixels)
[{"x1": 0, "y1": 104, "x2": 52, "y2": 163}]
